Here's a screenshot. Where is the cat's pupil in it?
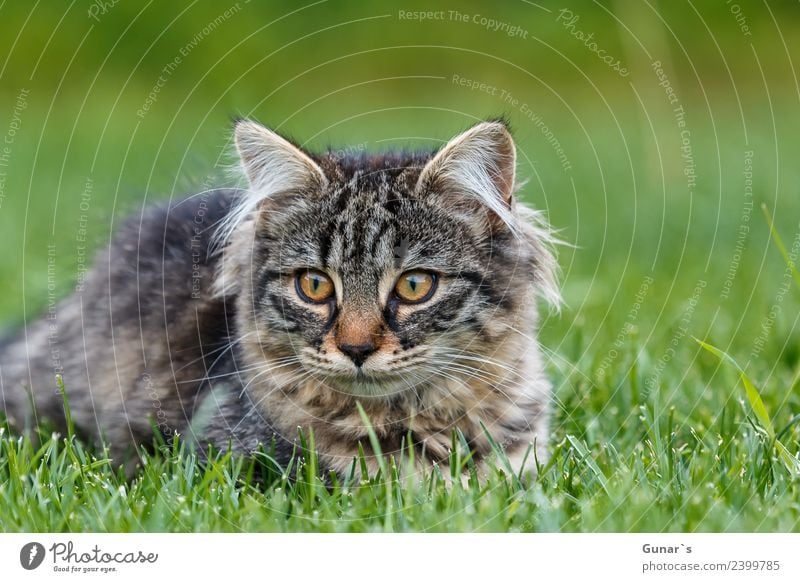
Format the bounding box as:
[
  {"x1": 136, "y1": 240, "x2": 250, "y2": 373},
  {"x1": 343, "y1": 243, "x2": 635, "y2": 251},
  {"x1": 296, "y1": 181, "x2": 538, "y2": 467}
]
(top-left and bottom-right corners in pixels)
[{"x1": 408, "y1": 278, "x2": 417, "y2": 291}]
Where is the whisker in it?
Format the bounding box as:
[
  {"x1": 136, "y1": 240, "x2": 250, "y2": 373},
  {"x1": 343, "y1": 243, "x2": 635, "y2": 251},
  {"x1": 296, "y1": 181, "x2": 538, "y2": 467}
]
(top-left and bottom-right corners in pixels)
[
  {"x1": 236, "y1": 358, "x2": 304, "y2": 397},
  {"x1": 172, "y1": 330, "x2": 258, "y2": 374}
]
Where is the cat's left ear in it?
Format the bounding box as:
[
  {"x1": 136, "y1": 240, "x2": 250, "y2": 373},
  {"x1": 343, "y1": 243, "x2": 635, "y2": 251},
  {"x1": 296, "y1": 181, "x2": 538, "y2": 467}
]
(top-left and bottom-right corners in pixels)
[
  {"x1": 415, "y1": 120, "x2": 518, "y2": 234},
  {"x1": 234, "y1": 119, "x2": 327, "y2": 194},
  {"x1": 215, "y1": 118, "x2": 328, "y2": 250}
]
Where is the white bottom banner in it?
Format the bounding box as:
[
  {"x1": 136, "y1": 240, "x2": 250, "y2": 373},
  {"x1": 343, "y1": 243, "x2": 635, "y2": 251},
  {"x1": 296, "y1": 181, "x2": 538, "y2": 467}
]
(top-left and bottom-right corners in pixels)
[{"x1": 0, "y1": 533, "x2": 797, "y2": 581}]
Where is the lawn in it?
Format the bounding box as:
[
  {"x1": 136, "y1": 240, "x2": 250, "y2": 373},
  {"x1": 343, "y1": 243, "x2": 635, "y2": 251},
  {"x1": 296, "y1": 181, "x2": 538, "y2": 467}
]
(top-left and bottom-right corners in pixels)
[{"x1": 1, "y1": 0, "x2": 799, "y2": 532}]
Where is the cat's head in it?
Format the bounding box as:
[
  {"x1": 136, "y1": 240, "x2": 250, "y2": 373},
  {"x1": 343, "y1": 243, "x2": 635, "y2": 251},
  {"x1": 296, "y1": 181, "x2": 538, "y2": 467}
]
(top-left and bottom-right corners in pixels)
[{"x1": 217, "y1": 118, "x2": 559, "y2": 397}]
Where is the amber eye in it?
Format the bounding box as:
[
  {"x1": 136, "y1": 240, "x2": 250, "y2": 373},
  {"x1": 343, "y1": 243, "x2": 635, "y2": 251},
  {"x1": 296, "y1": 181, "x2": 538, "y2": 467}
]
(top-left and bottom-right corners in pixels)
[
  {"x1": 296, "y1": 270, "x2": 335, "y2": 303},
  {"x1": 394, "y1": 271, "x2": 437, "y2": 303}
]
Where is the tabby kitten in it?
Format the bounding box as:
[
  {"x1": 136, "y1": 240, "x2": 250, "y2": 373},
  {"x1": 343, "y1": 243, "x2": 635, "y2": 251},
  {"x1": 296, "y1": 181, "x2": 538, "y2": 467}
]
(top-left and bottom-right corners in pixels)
[{"x1": 0, "y1": 119, "x2": 559, "y2": 479}]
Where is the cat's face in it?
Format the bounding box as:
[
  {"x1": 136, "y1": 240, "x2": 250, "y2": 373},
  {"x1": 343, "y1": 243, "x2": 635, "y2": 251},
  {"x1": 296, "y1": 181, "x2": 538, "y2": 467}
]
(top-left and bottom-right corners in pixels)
[{"x1": 221, "y1": 120, "x2": 558, "y2": 398}]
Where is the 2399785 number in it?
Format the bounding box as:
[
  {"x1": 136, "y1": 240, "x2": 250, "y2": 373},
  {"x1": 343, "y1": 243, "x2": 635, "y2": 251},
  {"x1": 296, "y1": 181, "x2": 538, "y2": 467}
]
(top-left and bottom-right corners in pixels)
[{"x1": 730, "y1": 560, "x2": 780, "y2": 571}]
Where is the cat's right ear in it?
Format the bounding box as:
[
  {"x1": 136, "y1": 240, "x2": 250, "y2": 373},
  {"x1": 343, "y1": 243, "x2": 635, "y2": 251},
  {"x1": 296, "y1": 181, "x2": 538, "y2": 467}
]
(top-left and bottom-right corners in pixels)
[{"x1": 234, "y1": 119, "x2": 327, "y2": 194}]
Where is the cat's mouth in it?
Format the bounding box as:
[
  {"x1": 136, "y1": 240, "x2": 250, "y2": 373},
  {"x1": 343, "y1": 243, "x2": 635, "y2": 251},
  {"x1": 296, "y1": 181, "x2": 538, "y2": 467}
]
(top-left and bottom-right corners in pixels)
[{"x1": 296, "y1": 346, "x2": 432, "y2": 396}]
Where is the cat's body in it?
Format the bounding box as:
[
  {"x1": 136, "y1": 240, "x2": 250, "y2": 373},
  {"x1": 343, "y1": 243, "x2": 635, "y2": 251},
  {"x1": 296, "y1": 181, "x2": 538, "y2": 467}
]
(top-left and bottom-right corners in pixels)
[{"x1": 0, "y1": 120, "x2": 558, "y2": 479}]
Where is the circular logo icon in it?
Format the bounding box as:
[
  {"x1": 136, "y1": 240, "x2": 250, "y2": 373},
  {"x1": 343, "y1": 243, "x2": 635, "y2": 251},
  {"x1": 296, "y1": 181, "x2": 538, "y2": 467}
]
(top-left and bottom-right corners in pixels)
[{"x1": 20, "y1": 542, "x2": 46, "y2": 570}]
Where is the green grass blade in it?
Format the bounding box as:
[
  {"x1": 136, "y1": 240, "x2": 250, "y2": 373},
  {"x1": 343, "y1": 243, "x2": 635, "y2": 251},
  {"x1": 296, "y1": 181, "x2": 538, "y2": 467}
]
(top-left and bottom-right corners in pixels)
[
  {"x1": 55, "y1": 375, "x2": 74, "y2": 441},
  {"x1": 696, "y1": 338, "x2": 800, "y2": 475},
  {"x1": 762, "y1": 203, "x2": 800, "y2": 291},
  {"x1": 355, "y1": 402, "x2": 387, "y2": 478},
  {"x1": 355, "y1": 402, "x2": 393, "y2": 532},
  {"x1": 566, "y1": 435, "x2": 610, "y2": 495},
  {"x1": 696, "y1": 340, "x2": 775, "y2": 437}
]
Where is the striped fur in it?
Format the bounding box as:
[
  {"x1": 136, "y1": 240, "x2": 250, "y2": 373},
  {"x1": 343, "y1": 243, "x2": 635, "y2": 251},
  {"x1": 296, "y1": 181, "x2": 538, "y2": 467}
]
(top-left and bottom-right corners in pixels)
[{"x1": 0, "y1": 119, "x2": 559, "y2": 480}]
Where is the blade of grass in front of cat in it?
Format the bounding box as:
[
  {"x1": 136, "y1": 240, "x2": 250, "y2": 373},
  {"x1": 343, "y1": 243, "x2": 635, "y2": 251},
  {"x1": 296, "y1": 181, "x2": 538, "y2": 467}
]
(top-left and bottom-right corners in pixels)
[{"x1": 356, "y1": 403, "x2": 394, "y2": 531}]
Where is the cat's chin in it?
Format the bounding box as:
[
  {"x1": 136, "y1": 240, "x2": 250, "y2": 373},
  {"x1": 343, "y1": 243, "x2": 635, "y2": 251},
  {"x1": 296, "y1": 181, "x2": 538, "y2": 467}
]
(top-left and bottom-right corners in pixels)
[{"x1": 322, "y1": 370, "x2": 423, "y2": 399}]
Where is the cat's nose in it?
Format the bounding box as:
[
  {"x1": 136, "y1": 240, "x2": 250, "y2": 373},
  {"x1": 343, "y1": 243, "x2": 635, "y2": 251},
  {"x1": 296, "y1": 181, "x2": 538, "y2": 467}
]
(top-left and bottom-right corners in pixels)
[{"x1": 338, "y1": 342, "x2": 377, "y2": 367}]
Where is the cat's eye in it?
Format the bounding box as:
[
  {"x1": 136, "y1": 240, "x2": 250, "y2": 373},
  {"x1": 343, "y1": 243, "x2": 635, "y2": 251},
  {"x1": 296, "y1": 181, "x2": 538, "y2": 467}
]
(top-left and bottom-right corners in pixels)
[
  {"x1": 296, "y1": 270, "x2": 335, "y2": 303},
  {"x1": 394, "y1": 271, "x2": 437, "y2": 304}
]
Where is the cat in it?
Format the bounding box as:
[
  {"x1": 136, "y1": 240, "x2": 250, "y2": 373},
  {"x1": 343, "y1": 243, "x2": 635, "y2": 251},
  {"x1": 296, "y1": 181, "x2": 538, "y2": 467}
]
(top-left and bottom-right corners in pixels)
[{"x1": 0, "y1": 119, "x2": 559, "y2": 480}]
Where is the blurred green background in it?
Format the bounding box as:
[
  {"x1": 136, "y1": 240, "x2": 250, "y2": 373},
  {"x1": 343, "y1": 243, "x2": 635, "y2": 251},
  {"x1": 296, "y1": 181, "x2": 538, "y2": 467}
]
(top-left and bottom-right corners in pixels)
[{"x1": 0, "y1": 0, "x2": 798, "y2": 393}]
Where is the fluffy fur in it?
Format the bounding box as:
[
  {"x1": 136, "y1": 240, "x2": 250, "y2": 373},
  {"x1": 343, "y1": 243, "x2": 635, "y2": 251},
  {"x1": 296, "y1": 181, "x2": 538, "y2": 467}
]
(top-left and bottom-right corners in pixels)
[{"x1": 0, "y1": 119, "x2": 559, "y2": 479}]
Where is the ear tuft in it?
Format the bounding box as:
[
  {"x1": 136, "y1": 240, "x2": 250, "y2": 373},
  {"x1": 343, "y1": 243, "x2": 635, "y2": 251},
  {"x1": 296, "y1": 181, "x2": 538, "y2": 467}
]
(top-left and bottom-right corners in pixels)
[
  {"x1": 415, "y1": 121, "x2": 519, "y2": 236},
  {"x1": 234, "y1": 119, "x2": 326, "y2": 192},
  {"x1": 213, "y1": 119, "x2": 327, "y2": 252}
]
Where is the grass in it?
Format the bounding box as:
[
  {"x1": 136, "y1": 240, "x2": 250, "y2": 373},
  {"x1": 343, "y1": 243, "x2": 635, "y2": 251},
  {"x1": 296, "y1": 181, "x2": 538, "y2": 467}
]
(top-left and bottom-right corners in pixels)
[{"x1": 1, "y1": 360, "x2": 799, "y2": 532}]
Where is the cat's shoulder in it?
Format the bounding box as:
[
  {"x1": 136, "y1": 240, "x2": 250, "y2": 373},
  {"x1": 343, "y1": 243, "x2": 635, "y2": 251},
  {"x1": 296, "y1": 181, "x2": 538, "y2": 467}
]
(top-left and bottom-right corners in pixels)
[
  {"x1": 117, "y1": 188, "x2": 240, "y2": 247},
  {"x1": 106, "y1": 189, "x2": 241, "y2": 267}
]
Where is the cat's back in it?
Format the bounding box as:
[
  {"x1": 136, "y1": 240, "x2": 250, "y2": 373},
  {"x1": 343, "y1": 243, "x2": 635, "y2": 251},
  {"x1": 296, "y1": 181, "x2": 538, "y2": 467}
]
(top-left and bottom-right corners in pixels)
[
  {"x1": 76, "y1": 187, "x2": 241, "y2": 348},
  {"x1": 0, "y1": 188, "x2": 242, "y2": 446},
  {"x1": 105, "y1": 188, "x2": 240, "y2": 306}
]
